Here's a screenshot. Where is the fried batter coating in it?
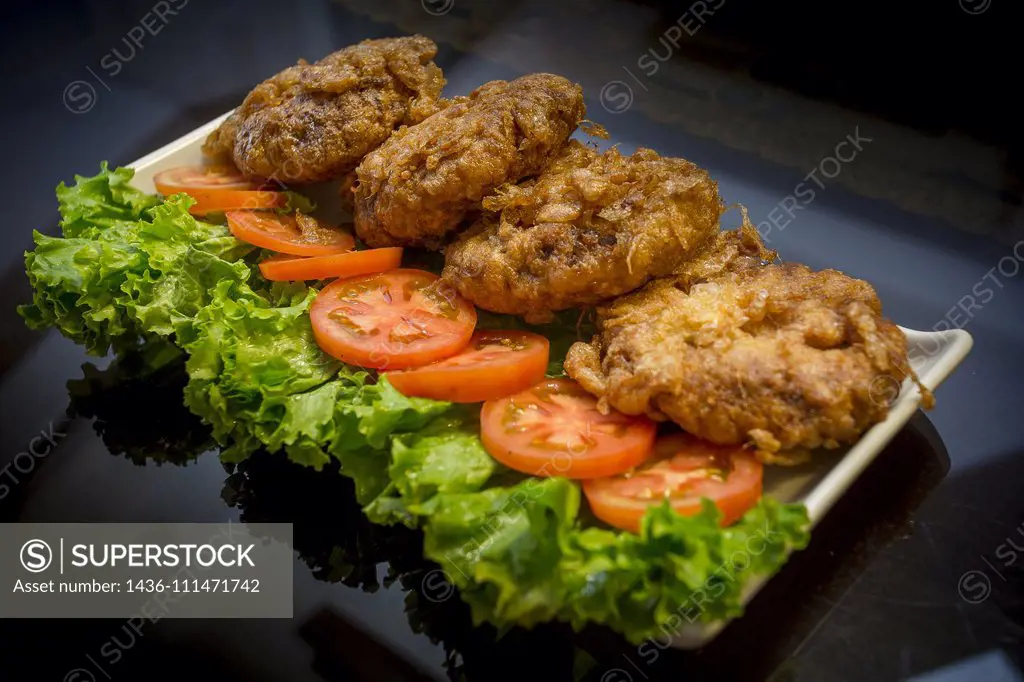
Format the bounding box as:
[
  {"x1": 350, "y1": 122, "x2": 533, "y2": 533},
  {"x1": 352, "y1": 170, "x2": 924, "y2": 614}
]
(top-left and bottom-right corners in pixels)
[
  {"x1": 566, "y1": 230, "x2": 926, "y2": 463},
  {"x1": 441, "y1": 142, "x2": 723, "y2": 322},
  {"x1": 202, "y1": 111, "x2": 242, "y2": 162},
  {"x1": 674, "y1": 219, "x2": 777, "y2": 283},
  {"x1": 353, "y1": 73, "x2": 586, "y2": 249},
  {"x1": 201, "y1": 36, "x2": 445, "y2": 183}
]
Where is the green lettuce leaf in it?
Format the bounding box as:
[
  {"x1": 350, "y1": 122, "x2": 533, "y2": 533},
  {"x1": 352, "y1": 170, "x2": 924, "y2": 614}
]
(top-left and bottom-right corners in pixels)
[
  {"x1": 283, "y1": 191, "x2": 317, "y2": 214},
  {"x1": 180, "y1": 277, "x2": 451, "y2": 470},
  {"x1": 56, "y1": 162, "x2": 161, "y2": 239},
  {"x1": 182, "y1": 280, "x2": 343, "y2": 468},
  {"x1": 21, "y1": 166, "x2": 255, "y2": 354},
  {"x1": 362, "y1": 409, "x2": 498, "y2": 525},
  {"x1": 120, "y1": 199, "x2": 254, "y2": 339},
  {"x1": 20, "y1": 165, "x2": 443, "y2": 471},
  {"x1": 22, "y1": 231, "x2": 147, "y2": 354},
  {"x1": 429, "y1": 484, "x2": 810, "y2": 642},
  {"x1": 21, "y1": 165, "x2": 454, "y2": 470},
  {"x1": 23, "y1": 163, "x2": 813, "y2": 645},
  {"x1": 348, "y1": 415, "x2": 811, "y2": 643},
  {"x1": 330, "y1": 379, "x2": 453, "y2": 500}
]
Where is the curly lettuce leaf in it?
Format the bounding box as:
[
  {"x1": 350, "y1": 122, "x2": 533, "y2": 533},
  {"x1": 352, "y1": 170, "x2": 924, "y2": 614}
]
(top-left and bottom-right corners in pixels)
[
  {"x1": 182, "y1": 281, "x2": 343, "y2": 467},
  {"x1": 23, "y1": 165, "x2": 454, "y2": 471},
  {"x1": 56, "y1": 162, "x2": 161, "y2": 239},
  {"x1": 181, "y1": 279, "x2": 451, "y2": 470},
  {"x1": 24, "y1": 163, "x2": 813, "y2": 645},
  {"x1": 121, "y1": 200, "x2": 254, "y2": 338},
  {"x1": 429, "y1": 481, "x2": 809, "y2": 642},
  {"x1": 22, "y1": 165, "x2": 445, "y2": 471},
  {"x1": 21, "y1": 231, "x2": 147, "y2": 354},
  {"x1": 552, "y1": 496, "x2": 809, "y2": 638},
  {"x1": 21, "y1": 166, "x2": 255, "y2": 353},
  {"x1": 349, "y1": 421, "x2": 811, "y2": 643},
  {"x1": 361, "y1": 410, "x2": 498, "y2": 525},
  {"x1": 330, "y1": 380, "x2": 453, "y2": 500}
]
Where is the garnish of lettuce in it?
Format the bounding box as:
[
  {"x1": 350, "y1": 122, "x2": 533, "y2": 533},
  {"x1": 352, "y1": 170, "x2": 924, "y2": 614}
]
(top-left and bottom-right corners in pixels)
[
  {"x1": 22, "y1": 164, "x2": 811, "y2": 644},
  {"x1": 21, "y1": 163, "x2": 254, "y2": 354},
  {"x1": 22, "y1": 165, "x2": 456, "y2": 471},
  {"x1": 283, "y1": 191, "x2": 317, "y2": 214},
  {"x1": 353, "y1": 420, "x2": 811, "y2": 642}
]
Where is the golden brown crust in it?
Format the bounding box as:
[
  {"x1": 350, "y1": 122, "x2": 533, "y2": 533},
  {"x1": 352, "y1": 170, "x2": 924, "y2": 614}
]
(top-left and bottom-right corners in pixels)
[
  {"x1": 201, "y1": 36, "x2": 445, "y2": 183},
  {"x1": 673, "y1": 220, "x2": 777, "y2": 283},
  {"x1": 441, "y1": 142, "x2": 723, "y2": 322},
  {"x1": 201, "y1": 111, "x2": 242, "y2": 163},
  {"x1": 565, "y1": 234, "x2": 924, "y2": 462},
  {"x1": 353, "y1": 73, "x2": 586, "y2": 249}
]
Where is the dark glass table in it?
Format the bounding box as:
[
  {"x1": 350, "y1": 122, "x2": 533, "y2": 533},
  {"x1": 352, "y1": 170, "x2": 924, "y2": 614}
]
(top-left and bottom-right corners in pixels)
[{"x1": 2, "y1": 1, "x2": 1022, "y2": 680}]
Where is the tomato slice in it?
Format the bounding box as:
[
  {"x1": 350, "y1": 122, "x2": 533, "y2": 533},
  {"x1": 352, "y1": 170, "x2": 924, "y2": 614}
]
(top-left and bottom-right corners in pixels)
[
  {"x1": 480, "y1": 378, "x2": 656, "y2": 479},
  {"x1": 153, "y1": 165, "x2": 258, "y2": 192},
  {"x1": 310, "y1": 269, "x2": 477, "y2": 370},
  {"x1": 185, "y1": 189, "x2": 286, "y2": 215},
  {"x1": 259, "y1": 248, "x2": 403, "y2": 282},
  {"x1": 583, "y1": 433, "x2": 763, "y2": 532},
  {"x1": 386, "y1": 330, "x2": 550, "y2": 403},
  {"x1": 227, "y1": 211, "x2": 355, "y2": 256},
  {"x1": 153, "y1": 166, "x2": 285, "y2": 216}
]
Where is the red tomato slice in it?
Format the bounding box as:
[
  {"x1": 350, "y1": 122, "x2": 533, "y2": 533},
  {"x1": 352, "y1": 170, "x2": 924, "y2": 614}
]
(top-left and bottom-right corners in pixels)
[
  {"x1": 153, "y1": 165, "x2": 258, "y2": 192},
  {"x1": 228, "y1": 211, "x2": 355, "y2": 256},
  {"x1": 185, "y1": 189, "x2": 286, "y2": 215},
  {"x1": 153, "y1": 166, "x2": 286, "y2": 215},
  {"x1": 154, "y1": 166, "x2": 287, "y2": 215},
  {"x1": 386, "y1": 330, "x2": 550, "y2": 403},
  {"x1": 310, "y1": 269, "x2": 477, "y2": 370},
  {"x1": 480, "y1": 378, "x2": 656, "y2": 479},
  {"x1": 583, "y1": 433, "x2": 763, "y2": 532},
  {"x1": 259, "y1": 248, "x2": 403, "y2": 281}
]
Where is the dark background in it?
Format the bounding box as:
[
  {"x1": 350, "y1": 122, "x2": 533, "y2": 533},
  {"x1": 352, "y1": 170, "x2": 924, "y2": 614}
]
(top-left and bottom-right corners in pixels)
[{"x1": 1, "y1": 1, "x2": 1022, "y2": 681}]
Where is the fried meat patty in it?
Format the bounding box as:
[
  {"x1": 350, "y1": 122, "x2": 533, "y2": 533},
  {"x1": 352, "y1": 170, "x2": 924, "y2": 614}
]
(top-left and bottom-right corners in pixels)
[
  {"x1": 353, "y1": 73, "x2": 585, "y2": 249},
  {"x1": 441, "y1": 141, "x2": 723, "y2": 322},
  {"x1": 565, "y1": 228, "x2": 924, "y2": 463},
  {"x1": 202, "y1": 36, "x2": 445, "y2": 183}
]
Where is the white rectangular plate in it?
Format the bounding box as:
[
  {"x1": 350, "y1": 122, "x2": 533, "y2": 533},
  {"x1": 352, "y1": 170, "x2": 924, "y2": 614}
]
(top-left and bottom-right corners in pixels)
[{"x1": 125, "y1": 114, "x2": 975, "y2": 650}]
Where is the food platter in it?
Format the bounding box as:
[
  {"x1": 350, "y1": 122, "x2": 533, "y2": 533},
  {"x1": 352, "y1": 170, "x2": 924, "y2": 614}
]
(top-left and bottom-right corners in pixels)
[{"x1": 118, "y1": 112, "x2": 974, "y2": 648}]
